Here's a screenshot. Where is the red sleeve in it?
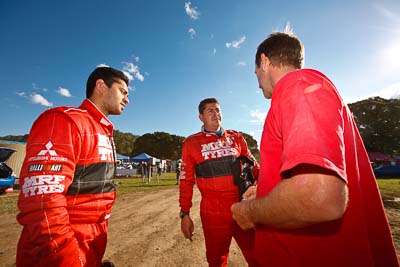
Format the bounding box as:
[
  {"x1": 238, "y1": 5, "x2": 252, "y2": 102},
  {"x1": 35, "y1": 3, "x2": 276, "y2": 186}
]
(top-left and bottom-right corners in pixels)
[
  {"x1": 179, "y1": 138, "x2": 196, "y2": 212},
  {"x1": 278, "y1": 79, "x2": 346, "y2": 181},
  {"x1": 17, "y1": 111, "x2": 83, "y2": 266}
]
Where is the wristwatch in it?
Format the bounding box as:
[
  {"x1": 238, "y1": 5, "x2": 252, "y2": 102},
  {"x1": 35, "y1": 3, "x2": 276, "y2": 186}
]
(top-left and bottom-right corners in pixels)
[{"x1": 179, "y1": 210, "x2": 189, "y2": 219}]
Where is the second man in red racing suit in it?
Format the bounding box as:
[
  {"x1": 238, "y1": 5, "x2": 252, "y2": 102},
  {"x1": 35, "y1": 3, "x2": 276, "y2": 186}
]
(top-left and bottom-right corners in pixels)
[
  {"x1": 16, "y1": 67, "x2": 130, "y2": 267},
  {"x1": 179, "y1": 98, "x2": 259, "y2": 266}
]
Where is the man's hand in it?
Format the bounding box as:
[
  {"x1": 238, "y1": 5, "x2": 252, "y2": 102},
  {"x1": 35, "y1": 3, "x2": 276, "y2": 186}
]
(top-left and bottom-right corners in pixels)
[
  {"x1": 231, "y1": 200, "x2": 255, "y2": 230},
  {"x1": 242, "y1": 185, "x2": 257, "y2": 200},
  {"x1": 181, "y1": 215, "x2": 194, "y2": 241}
]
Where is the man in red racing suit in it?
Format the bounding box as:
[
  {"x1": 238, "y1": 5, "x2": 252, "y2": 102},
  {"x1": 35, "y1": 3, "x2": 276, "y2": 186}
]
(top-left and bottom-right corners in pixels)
[
  {"x1": 16, "y1": 67, "x2": 130, "y2": 267},
  {"x1": 179, "y1": 98, "x2": 259, "y2": 266}
]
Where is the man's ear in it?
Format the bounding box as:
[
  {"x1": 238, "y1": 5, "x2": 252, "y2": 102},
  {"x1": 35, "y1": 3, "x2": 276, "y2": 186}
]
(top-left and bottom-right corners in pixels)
[
  {"x1": 199, "y1": 113, "x2": 204, "y2": 123},
  {"x1": 94, "y1": 79, "x2": 106, "y2": 96},
  {"x1": 260, "y1": 53, "x2": 270, "y2": 71}
]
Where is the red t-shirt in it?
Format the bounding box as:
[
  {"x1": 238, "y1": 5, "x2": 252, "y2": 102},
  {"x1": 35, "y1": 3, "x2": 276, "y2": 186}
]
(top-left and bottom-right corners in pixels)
[{"x1": 256, "y1": 69, "x2": 399, "y2": 267}]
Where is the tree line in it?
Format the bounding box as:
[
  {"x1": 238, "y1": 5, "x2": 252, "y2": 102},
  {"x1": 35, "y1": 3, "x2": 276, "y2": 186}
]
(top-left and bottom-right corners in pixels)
[
  {"x1": 348, "y1": 97, "x2": 399, "y2": 156},
  {"x1": 1, "y1": 97, "x2": 398, "y2": 158},
  {"x1": 0, "y1": 130, "x2": 259, "y2": 161},
  {"x1": 114, "y1": 130, "x2": 259, "y2": 161}
]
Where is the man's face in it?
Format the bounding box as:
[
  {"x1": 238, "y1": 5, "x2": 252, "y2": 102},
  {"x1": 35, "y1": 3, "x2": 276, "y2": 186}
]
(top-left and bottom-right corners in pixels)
[
  {"x1": 103, "y1": 79, "x2": 129, "y2": 115},
  {"x1": 199, "y1": 103, "x2": 222, "y2": 131},
  {"x1": 255, "y1": 54, "x2": 274, "y2": 99}
]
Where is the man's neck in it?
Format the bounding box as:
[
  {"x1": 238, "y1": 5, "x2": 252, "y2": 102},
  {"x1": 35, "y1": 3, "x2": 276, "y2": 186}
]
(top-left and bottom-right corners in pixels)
[
  {"x1": 204, "y1": 127, "x2": 220, "y2": 133},
  {"x1": 273, "y1": 66, "x2": 298, "y2": 86},
  {"x1": 203, "y1": 127, "x2": 223, "y2": 138}
]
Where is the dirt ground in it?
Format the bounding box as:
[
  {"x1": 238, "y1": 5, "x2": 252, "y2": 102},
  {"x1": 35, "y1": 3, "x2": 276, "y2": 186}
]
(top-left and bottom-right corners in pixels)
[
  {"x1": 0, "y1": 188, "x2": 246, "y2": 267},
  {"x1": 0, "y1": 187, "x2": 399, "y2": 267}
]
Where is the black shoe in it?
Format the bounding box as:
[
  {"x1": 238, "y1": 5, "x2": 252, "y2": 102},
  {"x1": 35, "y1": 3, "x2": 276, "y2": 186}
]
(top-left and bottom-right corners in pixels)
[{"x1": 101, "y1": 260, "x2": 115, "y2": 267}]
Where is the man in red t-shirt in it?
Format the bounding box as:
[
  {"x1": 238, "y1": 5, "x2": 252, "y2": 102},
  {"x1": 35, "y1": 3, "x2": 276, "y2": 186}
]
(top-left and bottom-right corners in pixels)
[{"x1": 231, "y1": 31, "x2": 399, "y2": 267}]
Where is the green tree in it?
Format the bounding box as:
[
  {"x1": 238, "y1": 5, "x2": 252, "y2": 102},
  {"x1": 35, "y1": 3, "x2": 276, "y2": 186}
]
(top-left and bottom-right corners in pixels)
[
  {"x1": 132, "y1": 132, "x2": 185, "y2": 160},
  {"x1": 0, "y1": 134, "x2": 29, "y2": 142},
  {"x1": 348, "y1": 97, "x2": 400, "y2": 156},
  {"x1": 240, "y1": 132, "x2": 260, "y2": 161},
  {"x1": 113, "y1": 130, "x2": 138, "y2": 156}
]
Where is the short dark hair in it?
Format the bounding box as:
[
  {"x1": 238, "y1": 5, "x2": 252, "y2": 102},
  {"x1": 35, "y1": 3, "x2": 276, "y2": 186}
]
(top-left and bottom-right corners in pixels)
[
  {"x1": 86, "y1": 67, "x2": 130, "y2": 98},
  {"x1": 198, "y1": 98, "x2": 219, "y2": 114},
  {"x1": 255, "y1": 32, "x2": 304, "y2": 69}
]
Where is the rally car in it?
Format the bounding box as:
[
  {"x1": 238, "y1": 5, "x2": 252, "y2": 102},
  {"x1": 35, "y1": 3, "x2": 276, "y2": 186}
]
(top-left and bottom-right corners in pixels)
[{"x1": 0, "y1": 147, "x2": 16, "y2": 194}]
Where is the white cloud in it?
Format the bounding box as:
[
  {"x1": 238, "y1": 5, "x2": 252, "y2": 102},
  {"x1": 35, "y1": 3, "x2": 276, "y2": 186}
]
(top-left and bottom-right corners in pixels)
[
  {"x1": 378, "y1": 82, "x2": 400, "y2": 99},
  {"x1": 237, "y1": 61, "x2": 247, "y2": 66},
  {"x1": 284, "y1": 21, "x2": 294, "y2": 34},
  {"x1": 129, "y1": 85, "x2": 137, "y2": 92},
  {"x1": 188, "y1": 28, "x2": 196, "y2": 39},
  {"x1": 369, "y1": 5, "x2": 400, "y2": 33},
  {"x1": 123, "y1": 71, "x2": 134, "y2": 81},
  {"x1": 252, "y1": 129, "x2": 263, "y2": 148},
  {"x1": 123, "y1": 62, "x2": 138, "y2": 75},
  {"x1": 377, "y1": 36, "x2": 400, "y2": 75},
  {"x1": 32, "y1": 83, "x2": 40, "y2": 90},
  {"x1": 135, "y1": 72, "x2": 144, "y2": 82},
  {"x1": 97, "y1": 63, "x2": 110, "y2": 67},
  {"x1": 16, "y1": 92, "x2": 25, "y2": 97},
  {"x1": 250, "y1": 109, "x2": 267, "y2": 125},
  {"x1": 345, "y1": 81, "x2": 400, "y2": 103},
  {"x1": 56, "y1": 87, "x2": 72, "y2": 97},
  {"x1": 225, "y1": 36, "x2": 246, "y2": 48},
  {"x1": 122, "y1": 62, "x2": 144, "y2": 82},
  {"x1": 374, "y1": 5, "x2": 400, "y2": 23},
  {"x1": 32, "y1": 83, "x2": 47, "y2": 92},
  {"x1": 184, "y1": 2, "x2": 200, "y2": 20},
  {"x1": 30, "y1": 93, "x2": 53, "y2": 107},
  {"x1": 213, "y1": 48, "x2": 217, "y2": 55}
]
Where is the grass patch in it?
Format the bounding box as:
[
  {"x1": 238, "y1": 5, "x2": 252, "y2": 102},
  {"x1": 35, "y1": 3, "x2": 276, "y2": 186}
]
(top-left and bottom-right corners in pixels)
[
  {"x1": 0, "y1": 173, "x2": 179, "y2": 215},
  {"x1": 376, "y1": 178, "x2": 400, "y2": 209},
  {"x1": 376, "y1": 178, "x2": 400, "y2": 197},
  {"x1": 114, "y1": 172, "x2": 178, "y2": 195}
]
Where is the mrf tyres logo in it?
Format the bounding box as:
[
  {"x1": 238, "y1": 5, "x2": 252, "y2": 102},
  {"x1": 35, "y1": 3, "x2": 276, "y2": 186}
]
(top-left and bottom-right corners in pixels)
[
  {"x1": 22, "y1": 174, "x2": 66, "y2": 197},
  {"x1": 180, "y1": 138, "x2": 239, "y2": 180},
  {"x1": 28, "y1": 141, "x2": 67, "y2": 162},
  {"x1": 201, "y1": 138, "x2": 238, "y2": 160}
]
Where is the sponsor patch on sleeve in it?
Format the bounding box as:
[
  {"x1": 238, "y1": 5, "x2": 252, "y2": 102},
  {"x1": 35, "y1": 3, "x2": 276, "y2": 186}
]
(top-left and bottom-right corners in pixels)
[
  {"x1": 28, "y1": 164, "x2": 63, "y2": 172},
  {"x1": 22, "y1": 174, "x2": 66, "y2": 197}
]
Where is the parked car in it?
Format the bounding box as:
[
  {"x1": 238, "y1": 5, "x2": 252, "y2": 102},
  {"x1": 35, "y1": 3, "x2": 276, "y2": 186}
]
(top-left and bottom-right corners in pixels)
[
  {"x1": 0, "y1": 147, "x2": 16, "y2": 194},
  {"x1": 374, "y1": 165, "x2": 400, "y2": 178}
]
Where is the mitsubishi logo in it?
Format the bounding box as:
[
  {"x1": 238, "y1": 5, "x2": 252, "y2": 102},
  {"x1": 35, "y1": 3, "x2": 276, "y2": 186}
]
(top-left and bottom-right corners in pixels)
[{"x1": 38, "y1": 141, "x2": 58, "y2": 156}]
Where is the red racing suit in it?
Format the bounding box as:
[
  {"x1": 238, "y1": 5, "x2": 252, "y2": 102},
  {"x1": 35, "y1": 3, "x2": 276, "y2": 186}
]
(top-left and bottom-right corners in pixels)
[
  {"x1": 17, "y1": 99, "x2": 117, "y2": 267},
  {"x1": 179, "y1": 128, "x2": 259, "y2": 266}
]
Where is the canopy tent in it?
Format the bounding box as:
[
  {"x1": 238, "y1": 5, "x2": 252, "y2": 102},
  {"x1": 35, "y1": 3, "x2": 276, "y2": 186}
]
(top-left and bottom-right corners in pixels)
[
  {"x1": 116, "y1": 153, "x2": 131, "y2": 163},
  {"x1": 130, "y1": 152, "x2": 159, "y2": 164}
]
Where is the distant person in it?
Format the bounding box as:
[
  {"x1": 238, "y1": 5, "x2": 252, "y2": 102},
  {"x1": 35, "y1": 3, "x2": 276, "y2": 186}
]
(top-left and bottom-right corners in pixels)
[
  {"x1": 141, "y1": 161, "x2": 147, "y2": 182},
  {"x1": 179, "y1": 98, "x2": 259, "y2": 266},
  {"x1": 16, "y1": 67, "x2": 130, "y2": 267},
  {"x1": 231, "y1": 31, "x2": 400, "y2": 266},
  {"x1": 146, "y1": 162, "x2": 152, "y2": 184},
  {"x1": 156, "y1": 162, "x2": 162, "y2": 183},
  {"x1": 175, "y1": 160, "x2": 181, "y2": 185}
]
